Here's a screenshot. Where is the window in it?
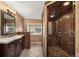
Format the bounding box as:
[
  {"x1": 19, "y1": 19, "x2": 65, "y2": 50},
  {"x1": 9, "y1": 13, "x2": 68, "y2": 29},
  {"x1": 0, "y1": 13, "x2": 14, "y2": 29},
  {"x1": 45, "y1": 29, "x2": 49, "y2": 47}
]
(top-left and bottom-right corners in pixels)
[{"x1": 27, "y1": 25, "x2": 42, "y2": 35}]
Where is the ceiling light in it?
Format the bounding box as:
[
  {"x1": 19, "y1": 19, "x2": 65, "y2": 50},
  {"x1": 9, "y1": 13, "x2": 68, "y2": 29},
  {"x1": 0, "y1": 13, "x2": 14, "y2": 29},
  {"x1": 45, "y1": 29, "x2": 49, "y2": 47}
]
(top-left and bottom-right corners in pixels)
[
  {"x1": 50, "y1": 15, "x2": 54, "y2": 18},
  {"x1": 63, "y1": 2, "x2": 70, "y2": 6},
  {"x1": 50, "y1": 15, "x2": 55, "y2": 18}
]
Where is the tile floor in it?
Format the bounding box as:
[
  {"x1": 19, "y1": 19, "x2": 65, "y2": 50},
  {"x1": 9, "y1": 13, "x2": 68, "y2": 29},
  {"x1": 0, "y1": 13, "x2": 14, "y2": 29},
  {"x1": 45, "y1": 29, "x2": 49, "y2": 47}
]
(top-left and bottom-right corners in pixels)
[
  {"x1": 48, "y1": 46, "x2": 69, "y2": 57},
  {"x1": 20, "y1": 43, "x2": 43, "y2": 57}
]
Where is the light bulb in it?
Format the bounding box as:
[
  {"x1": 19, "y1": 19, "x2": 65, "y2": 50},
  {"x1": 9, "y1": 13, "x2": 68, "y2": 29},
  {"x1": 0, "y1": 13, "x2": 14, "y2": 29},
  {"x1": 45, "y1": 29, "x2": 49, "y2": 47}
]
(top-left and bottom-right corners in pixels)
[
  {"x1": 63, "y1": 2, "x2": 70, "y2": 6},
  {"x1": 50, "y1": 15, "x2": 55, "y2": 18}
]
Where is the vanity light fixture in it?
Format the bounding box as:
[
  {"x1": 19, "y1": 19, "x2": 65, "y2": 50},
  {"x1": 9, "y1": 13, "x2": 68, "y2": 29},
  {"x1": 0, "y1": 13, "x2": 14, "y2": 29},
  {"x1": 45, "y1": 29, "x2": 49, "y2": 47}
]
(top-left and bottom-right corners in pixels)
[
  {"x1": 63, "y1": 2, "x2": 70, "y2": 6},
  {"x1": 12, "y1": 11, "x2": 16, "y2": 15},
  {"x1": 7, "y1": 9, "x2": 16, "y2": 15}
]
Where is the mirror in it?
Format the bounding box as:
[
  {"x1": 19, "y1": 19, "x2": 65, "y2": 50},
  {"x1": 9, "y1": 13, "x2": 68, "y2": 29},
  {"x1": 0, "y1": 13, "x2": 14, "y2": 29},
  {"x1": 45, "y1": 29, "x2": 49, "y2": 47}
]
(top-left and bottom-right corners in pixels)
[{"x1": 1, "y1": 10, "x2": 15, "y2": 35}]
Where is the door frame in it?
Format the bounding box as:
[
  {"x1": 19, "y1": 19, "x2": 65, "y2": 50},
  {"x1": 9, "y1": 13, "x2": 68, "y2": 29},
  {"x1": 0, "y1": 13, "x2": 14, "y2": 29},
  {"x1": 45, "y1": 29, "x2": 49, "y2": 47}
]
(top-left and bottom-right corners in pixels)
[{"x1": 46, "y1": 1, "x2": 75, "y2": 57}]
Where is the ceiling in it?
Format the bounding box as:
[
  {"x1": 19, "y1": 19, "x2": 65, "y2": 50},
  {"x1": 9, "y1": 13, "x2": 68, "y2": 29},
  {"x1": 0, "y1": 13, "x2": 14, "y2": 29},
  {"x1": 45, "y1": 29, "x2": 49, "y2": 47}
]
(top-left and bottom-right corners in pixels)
[{"x1": 4, "y1": 1, "x2": 45, "y2": 19}]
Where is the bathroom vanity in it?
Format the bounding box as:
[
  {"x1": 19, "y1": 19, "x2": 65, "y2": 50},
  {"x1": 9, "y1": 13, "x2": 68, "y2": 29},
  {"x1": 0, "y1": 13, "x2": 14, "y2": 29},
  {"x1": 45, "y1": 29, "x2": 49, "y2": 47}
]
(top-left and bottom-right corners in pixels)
[
  {"x1": 0, "y1": 10, "x2": 23, "y2": 57},
  {"x1": 0, "y1": 35, "x2": 24, "y2": 57},
  {"x1": 0, "y1": 10, "x2": 30, "y2": 57}
]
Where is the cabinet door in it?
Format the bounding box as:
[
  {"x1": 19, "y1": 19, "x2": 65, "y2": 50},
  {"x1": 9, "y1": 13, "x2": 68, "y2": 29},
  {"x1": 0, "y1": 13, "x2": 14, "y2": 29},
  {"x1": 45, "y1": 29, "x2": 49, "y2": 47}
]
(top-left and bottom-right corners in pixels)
[
  {"x1": 7, "y1": 43, "x2": 16, "y2": 57},
  {"x1": 15, "y1": 40, "x2": 21, "y2": 57}
]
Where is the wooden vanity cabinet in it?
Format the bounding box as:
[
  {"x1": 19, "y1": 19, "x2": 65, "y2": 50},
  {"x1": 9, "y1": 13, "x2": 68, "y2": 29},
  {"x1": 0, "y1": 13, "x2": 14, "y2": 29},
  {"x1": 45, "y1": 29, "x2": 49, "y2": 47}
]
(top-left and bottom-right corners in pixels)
[
  {"x1": 24, "y1": 32, "x2": 30, "y2": 49},
  {"x1": 15, "y1": 39, "x2": 22, "y2": 57},
  {"x1": 0, "y1": 37, "x2": 24, "y2": 57},
  {"x1": 16, "y1": 32, "x2": 30, "y2": 49},
  {"x1": 5, "y1": 41, "x2": 16, "y2": 57},
  {"x1": 0, "y1": 42, "x2": 16, "y2": 57}
]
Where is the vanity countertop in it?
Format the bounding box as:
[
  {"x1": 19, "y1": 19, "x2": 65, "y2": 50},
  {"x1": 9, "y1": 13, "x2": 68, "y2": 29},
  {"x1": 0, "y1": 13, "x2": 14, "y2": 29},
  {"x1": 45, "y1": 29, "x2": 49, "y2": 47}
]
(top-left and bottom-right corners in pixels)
[{"x1": 0, "y1": 35, "x2": 24, "y2": 44}]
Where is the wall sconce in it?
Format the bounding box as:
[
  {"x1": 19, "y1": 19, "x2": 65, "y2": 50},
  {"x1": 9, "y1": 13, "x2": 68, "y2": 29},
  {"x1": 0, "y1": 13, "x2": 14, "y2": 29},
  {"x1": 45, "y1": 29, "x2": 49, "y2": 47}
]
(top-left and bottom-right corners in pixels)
[{"x1": 7, "y1": 9, "x2": 15, "y2": 15}]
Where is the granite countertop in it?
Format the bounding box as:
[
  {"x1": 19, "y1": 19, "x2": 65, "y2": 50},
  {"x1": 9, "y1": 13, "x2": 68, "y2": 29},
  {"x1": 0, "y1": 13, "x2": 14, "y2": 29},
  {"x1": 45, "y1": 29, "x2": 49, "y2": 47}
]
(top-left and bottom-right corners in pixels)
[{"x1": 0, "y1": 35, "x2": 24, "y2": 44}]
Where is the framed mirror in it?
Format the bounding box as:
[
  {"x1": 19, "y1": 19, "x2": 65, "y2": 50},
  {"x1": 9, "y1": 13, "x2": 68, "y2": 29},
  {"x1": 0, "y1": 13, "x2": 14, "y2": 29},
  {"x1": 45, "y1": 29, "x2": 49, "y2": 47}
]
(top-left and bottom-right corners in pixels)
[{"x1": 1, "y1": 10, "x2": 16, "y2": 35}]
